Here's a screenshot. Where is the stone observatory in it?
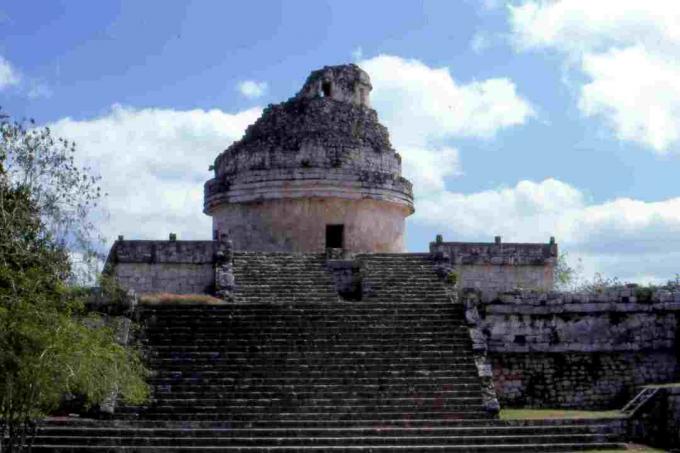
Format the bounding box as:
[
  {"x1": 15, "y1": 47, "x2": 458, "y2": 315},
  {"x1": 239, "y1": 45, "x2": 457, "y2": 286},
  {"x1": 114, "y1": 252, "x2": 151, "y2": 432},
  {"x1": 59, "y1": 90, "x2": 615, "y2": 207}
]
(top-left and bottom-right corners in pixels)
[{"x1": 203, "y1": 64, "x2": 414, "y2": 253}]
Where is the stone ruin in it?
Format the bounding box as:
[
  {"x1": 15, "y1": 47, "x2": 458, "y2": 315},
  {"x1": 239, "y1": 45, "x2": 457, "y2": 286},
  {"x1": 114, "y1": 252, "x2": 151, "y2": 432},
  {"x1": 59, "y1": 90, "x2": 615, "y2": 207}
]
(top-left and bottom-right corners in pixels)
[
  {"x1": 204, "y1": 64, "x2": 413, "y2": 253},
  {"x1": 32, "y1": 64, "x2": 680, "y2": 451}
]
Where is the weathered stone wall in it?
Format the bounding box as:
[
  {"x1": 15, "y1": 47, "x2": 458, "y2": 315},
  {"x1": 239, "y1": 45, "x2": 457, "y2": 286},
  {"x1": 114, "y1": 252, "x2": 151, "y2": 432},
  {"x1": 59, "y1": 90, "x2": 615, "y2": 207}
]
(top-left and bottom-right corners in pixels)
[
  {"x1": 211, "y1": 197, "x2": 408, "y2": 253},
  {"x1": 430, "y1": 237, "x2": 557, "y2": 293},
  {"x1": 629, "y1": 385, "x2": 680, "y2": 449},
  {"x1": 466, "y1": 288, "x2": 680, "y2": 409},
  {"x1": 204, "y1": 64, "x2": 413, "y2": 254},
  {"x1": 105, "y1": 240, "x2": 216, "y2": 294},
  {"x1": 491, "y1": 351, "x2": 677, "y2": 409}
]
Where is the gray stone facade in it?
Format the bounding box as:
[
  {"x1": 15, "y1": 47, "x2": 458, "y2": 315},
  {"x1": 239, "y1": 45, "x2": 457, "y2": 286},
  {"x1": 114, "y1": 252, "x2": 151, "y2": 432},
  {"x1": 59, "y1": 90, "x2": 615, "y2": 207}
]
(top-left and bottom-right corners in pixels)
[
  {"x1": 430, "y1": 236, "x2": 557, "y2": 293},
  {"x1": 105, "y1": 239, "x2": 216, "y2": 294},
  {"x1": 464, "y1": 287, "x2": 680, "y2": 409}
]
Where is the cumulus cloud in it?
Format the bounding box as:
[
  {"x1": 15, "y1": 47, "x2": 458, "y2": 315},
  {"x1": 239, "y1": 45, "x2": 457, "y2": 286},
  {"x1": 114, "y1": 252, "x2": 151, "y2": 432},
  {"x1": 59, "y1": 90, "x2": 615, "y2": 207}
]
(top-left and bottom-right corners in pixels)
[
  {"x1": 237, "y1": 80, "x2": 268, "y2": 99},
  {"x1": 0, "y1": 55, "x2": 19, "y2": 90},
  {"x1": 48, "y1": 105, "x2": 261, "y2": 249},
  {"x1": 415, "y1": 178, "x2": 680, "y2": 283},
  {"x1": 508, "y1": 1, "x2": 680, "y2": 152},
  {"x1": 358, "y1": 55, "x2": 534, "y2": 194},
  {"x1": 361, "y1": 55, "x2": 534, "y2": 144},
  {"x1": 470, "y1": 32, "x2": 493, "y2": 54}
]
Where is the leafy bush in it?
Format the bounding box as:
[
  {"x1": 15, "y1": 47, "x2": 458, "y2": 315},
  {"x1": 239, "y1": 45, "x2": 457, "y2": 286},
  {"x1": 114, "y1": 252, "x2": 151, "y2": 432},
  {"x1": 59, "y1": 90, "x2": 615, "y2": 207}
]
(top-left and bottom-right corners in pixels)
[{"x1": 0, "y1": 111, "x2": 149, "y2": 452}]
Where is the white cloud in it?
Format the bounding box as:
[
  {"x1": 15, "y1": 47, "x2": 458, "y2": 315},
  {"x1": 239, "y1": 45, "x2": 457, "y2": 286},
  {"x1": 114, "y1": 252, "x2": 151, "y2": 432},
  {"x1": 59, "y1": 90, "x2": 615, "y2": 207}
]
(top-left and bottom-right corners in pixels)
[
  {"x1": 579, "y1": 46, "x2": 680, "y2": 152},
  {"x1": 237, "y1": 80, "x2": 268, "y2": 99},
  {"x1": 415, "y1": 177, "x2": 680, "y2": 282},
  {"x1": 400, "y1": 146, "x2": 461, "y2": 195},
  {"x1": 358, "y1": 55, "x2": 534, "y2": 194},
  {"x1": 0, "y1": 55, "x2": 19, "y2": 90},
  {"x1": 27, "y1": 82, "x2": 52, "y2": 99},
  {"x1": 508, "y1": 1, "x2": 680, "y2": 152},
  {"x1": 48, "y1": 105, "x2": 261, "y2": 249},
  {"x1": 351, "y1": 46, "x2": 363, "y2": 62},
  {"x1": 470, "y1": 32, "x2": 492, "y2": 54}
]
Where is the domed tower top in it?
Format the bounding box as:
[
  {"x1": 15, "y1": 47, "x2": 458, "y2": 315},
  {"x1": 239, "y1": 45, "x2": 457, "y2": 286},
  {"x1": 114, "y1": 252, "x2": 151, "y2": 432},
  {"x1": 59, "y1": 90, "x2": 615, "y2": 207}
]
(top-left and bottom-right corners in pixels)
[
  {"x1": 204, "y1": 63, "x2": 413, "y2": 253},
  {"x1": 295, "y1": 64, "x2": 372, "y2": 107}
]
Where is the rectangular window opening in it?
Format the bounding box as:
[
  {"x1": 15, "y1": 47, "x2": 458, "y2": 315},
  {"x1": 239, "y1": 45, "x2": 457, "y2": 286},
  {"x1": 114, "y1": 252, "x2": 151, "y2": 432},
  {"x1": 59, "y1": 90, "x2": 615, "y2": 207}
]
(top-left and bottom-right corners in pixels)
[{"x1": 326, "y1": 224, "x2": 344, "y2": 249}]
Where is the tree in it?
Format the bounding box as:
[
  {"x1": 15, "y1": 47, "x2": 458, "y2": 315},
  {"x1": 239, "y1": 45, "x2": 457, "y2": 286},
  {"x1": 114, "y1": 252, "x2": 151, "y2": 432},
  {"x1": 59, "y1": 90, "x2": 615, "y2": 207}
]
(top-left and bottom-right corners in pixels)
[
  {"x1": 553, "y1": 252, "x2": 576, "y2": 291},
  {"x1": 0, "y1": 112, "x2": 149, "y2": 452}
]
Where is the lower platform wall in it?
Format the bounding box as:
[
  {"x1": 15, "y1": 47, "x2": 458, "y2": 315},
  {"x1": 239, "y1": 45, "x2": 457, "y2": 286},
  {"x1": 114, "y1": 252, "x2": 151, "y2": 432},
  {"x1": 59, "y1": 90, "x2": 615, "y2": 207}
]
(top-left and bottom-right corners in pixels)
[
  {"x1": 113, "y1": 263, "x2": 215, "y2": 294},
  {"x1": 630, "y1": 386, "x2": 680, "y2": 449},
  {"x1": 466, "y1": 287, "x2": 680, "y2": 409},
  {"x1": 490, "y1": 351, "x2": 678, "y2": 409}
]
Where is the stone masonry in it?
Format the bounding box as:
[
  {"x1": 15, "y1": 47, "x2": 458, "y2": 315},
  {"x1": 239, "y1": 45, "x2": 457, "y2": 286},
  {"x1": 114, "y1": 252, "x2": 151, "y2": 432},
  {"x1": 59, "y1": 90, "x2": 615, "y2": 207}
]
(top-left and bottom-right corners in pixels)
[
  {"x1": 465, "y1": 287, "x2": 680, "y2": 409},
  {"x1": 204, "y1": 64, "x2": 414, "y2": 253},
  {"x1": 105, "y1": 238, "x2": 216, "y2": 294},
  {"x1": 430, "y1": 235, "x2": 558, "y2": 293}
]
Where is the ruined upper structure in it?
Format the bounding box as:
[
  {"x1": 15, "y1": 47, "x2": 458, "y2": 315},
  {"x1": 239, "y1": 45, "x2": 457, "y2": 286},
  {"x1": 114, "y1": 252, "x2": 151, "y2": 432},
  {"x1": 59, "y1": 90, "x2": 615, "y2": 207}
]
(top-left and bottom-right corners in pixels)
[{"x1": 204, "y1": 64, "x2": 414, "y2": 253}]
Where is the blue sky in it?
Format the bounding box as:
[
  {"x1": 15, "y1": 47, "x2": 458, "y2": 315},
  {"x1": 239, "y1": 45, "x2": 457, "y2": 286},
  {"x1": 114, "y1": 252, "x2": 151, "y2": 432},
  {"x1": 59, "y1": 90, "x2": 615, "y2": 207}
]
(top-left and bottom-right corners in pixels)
[{"x1": 2, "y1": 0, "x2": 680, "y2": 284}]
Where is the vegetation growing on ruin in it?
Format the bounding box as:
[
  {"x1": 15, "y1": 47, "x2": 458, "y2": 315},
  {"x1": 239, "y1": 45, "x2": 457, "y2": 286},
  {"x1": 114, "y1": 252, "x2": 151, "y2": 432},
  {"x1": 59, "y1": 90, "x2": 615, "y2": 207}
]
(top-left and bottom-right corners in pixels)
[
  {"x1": 500, "y1": 408, "x2": 623, "y2": 420},
  {"x1": 139, "y1": 292, "x2": 226, "y2": 305},
  {"x1": 554, "y1": 252, "x2": 680, "y2": 297},
  {"x1": 0, "y1": 111, "x2": 149, "y2": 452}
]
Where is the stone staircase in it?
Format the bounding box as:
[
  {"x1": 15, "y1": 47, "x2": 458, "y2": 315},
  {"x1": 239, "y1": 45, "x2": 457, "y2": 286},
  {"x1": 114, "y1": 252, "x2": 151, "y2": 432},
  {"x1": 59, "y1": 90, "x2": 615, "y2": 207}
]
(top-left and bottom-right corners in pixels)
[
  {"x1": 31, "y1": 253, "x2": 627, "y2": 451},
  {"x1": 231, "y1": 252, "x2": 339, "y2": 303}
]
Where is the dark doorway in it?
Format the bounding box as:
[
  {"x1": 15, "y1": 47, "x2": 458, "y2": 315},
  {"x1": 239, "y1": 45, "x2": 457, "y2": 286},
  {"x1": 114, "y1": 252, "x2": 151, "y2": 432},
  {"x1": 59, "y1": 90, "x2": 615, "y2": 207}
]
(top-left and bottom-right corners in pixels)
[
  {"x1": 326, "y1": 224, "x2": 344, "y2": 249},
  {"x1": 322, "y1": 81, "x2": 332, "y2": 97}
]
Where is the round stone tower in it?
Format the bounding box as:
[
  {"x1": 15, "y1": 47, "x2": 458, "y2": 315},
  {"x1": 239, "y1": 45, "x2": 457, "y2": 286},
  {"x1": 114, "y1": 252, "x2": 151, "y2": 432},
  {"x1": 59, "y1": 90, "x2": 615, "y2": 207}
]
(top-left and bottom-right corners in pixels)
[{"x1": 204, "y1": 64, "x2": 414, "y2": 253}]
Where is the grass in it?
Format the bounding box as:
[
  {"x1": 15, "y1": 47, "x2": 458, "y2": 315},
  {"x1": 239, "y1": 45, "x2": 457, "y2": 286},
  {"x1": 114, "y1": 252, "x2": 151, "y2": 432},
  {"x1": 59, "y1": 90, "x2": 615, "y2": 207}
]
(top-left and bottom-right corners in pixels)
[
  {"x1": 587, "y1": 446, "x2": 665, "y2": 452},
  {"x1": 139, "y1": 292, "x2": 226, "y2": 305},
  {"x1": 500, "y1": 408, "x2": 624, "y2": 420},
  {"x1": 500, "y1": 410, "x2": 664, "y2": 452}
]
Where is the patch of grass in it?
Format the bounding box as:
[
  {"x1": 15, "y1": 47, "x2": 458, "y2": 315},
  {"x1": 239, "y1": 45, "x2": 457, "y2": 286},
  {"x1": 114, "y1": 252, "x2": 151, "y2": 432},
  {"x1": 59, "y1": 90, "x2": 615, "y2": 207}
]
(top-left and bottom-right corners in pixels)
[
  {"x1": 586, "y1": 445, "x2": 664, "y2": 452},
  {"x1": 500, "y1": 408, "x2": 623, "y2": 420},
  {"x1": 139, "y1": 293, "x2": 226, "y2": 305}
]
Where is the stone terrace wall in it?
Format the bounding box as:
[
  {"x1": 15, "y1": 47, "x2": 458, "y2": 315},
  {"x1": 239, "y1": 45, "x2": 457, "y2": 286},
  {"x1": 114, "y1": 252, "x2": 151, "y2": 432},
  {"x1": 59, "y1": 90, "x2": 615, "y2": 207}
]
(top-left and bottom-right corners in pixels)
[
  {"x1": 630, "y1": 385, "x2": 680, "y2": 449},
  {"x1": 465, "y1": 287, "x2": 680, "y2": 409},
  {"x1": 105, "y1": 239, "x2": 216, "y2": 294},
  {"x1": 430, "y1": 236, "x2": 557, "y2": 293}
]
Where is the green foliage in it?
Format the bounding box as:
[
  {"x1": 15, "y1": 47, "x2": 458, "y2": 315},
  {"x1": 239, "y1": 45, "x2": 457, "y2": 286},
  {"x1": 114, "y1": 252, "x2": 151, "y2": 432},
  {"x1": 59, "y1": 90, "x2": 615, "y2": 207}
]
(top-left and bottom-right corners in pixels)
[
  {"x1": 634, "y1": 286, "x2": 654, "y2": 302},
  {"x1": 577, "y1": 272, "x2": 622, "y2": 294},
  {"x1": 445, "y1": 271, "x2": 458, "y2": 286},
  {"x1": 553, "y1": 252, "x2": 577, "y2": 291},
  {"x1": 0, "y1": 110, "x2": 149, "y2": 452}
]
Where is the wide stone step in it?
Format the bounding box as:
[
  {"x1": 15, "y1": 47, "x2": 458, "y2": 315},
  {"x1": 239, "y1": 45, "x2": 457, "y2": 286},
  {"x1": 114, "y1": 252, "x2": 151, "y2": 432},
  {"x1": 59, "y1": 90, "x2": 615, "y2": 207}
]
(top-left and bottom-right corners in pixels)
[
  {"x1": 148, "y1": 355, "x2": 477, "y2": 363},
  {"x1": 42, "y1": 416, "x2": 627, "y2": 428},
  {"x1": 144, "y1": 331, "x2": 469, "y2": 338},
  {"x1": 150, "y1": 382, "x2": 482, "y2": 393},
  {"x1": 32, "y1": 433, "x2": 618, "y2": 448},
  {"x1": 121, "y1": 410, "x2": 494, "y2": 420},
  {"x1": 125, "y1": 403, "x2": 486, "y2": 414},
  {"x1": 36, "y1": 424, "x2": 616, "y2": 438},
  {"x1": 150, "y1": 390, "x2": 483, "y2": 400},
  {"x1": 146, "y1": 366, "x2": 478, "y2": 376},
  {"x1": 150, "y1": 365, "x2": 478, "y2": 373},
  {"x1": 147, "y1": 372, "x2": 482, "y2": 379},
  {"x1": 144, "y1": 348, "x2": 474, "y2": 356},
  {"x1": 140, "y1": 303, "x2": 462, "y2": 311},
  {"x1": 147, "y1": 347, "x2": 473, "y2": 355},
  {"x1": 146, "y1": 356, "x2": 475, "y2": 364},
  {"x1": 141, "y1": 311, "x2": 464, "y2": 318},
  {"x1": 143, "y1": 327, "x2": 470, "y2": 334},
  {"x1": 144, "y1": 317, "x2": 465, "y2": 324},
  {"x1": 139, "y1": 393, "x2": 481, "y2": 406},
  {"x1": 29, "y1": 443, "x2": 629, "y2": 452}
]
